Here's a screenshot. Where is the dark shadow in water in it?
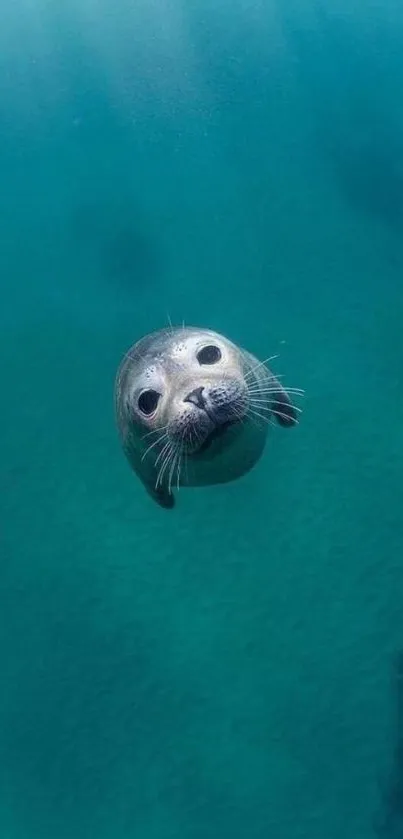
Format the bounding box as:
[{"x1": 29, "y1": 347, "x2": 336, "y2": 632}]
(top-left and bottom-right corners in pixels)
[
  {"x1": 326, "y1": 140, "x2": 403, "y2": 231},
  {"x1": 279, "y1": 0, "x2": 403, "y2": 231},
  {"x1": 71, "y1": 194, "x2": 161, "y2": 293},
  {"x1": 375, "y1": 652, "x2": 403, "y2": 839}
]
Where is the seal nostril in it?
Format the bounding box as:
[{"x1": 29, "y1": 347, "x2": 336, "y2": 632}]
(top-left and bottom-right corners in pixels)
[{"x1": 184, "y1": 386, "x2": 206, "y2": 410}]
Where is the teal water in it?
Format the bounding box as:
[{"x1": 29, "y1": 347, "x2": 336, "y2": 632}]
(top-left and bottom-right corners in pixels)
[{"x1": 1, "y1": 2, "x2": 403, "y2": 838}]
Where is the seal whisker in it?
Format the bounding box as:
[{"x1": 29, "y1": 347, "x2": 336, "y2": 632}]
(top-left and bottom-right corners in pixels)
[
  {"x1": 167, "y1": 455, "x2": 175, "y2": 495},
  {"x1": 271, "y1": 409, "x2": 299, "y2": 425},
  {"x1": 158, "y1": 448, "x2": 180, "y2": 494},
  {"x1": 231, "y1": 400, "x2": 249, "y2": 427},
  {"x1": 178, "y1": 429, "x2": 192, "y2": 488},
  {"x1": 161, "y1": 442, "x2": 181, "y2": 492},
  {"x1": 173, "y1": 435, "x2": 186, "y2": 492},
  {"x1": 247, "y1": 385, "x2": 305, "y2": 397},
  {"x1": 183, "y1": 447, "x2": 190, "y2": 484},
  {"x1": 247, "y1": 397, "x2": 301, "y2": 426},
  {"x1": 119, "y1": 348, "x2": 136, "y2": 366},
  {"x1": 246, "y1": 406, "x2": 276, "y2": 427},
  {"x1": 154, "y1": 440, "x2": 171, "y2": 471},
  {"x1": 166, "y1": 443, "x2": 181, "y2": 494},
  {"x1": 243, "y1": 354, "x2": 280, "y2": 380},
  {"x1": 155, "y1": 444, "x2": 174, "y2": 489},
  {"x1": 250, "y1": 412, "x2": 276, "y2": 429},
  {"x1": 241, "y1": 410, "x2": 262, "y2": 430},
  {"x1": 248, "y1": 397, "x2": 303, "y2": 414},
  {"x1": 249, "y1": 395, "x2": 302, "y2": 407},
  {"x1": 176, "y1": 450, "x2": 183, "y2": 491},
  {"x1": 230, "y1": 395, "x2": 265, "y2": 431},
  {"x1": 141, "y1": 424, "x2": 169, "y2": 441},
  {"x1": 168, "y1": 448, "x2": 181, "y2": 495},
  {"x1": 249, "y1": 371, "x2": 293, "y2": 384},
  {"x1": 141, "y1": 432, "x2": 169, "y2": 462}
]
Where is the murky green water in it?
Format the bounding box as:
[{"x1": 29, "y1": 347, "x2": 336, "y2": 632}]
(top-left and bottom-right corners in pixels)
[{"x1": 1, "y1": 2, "x2": 403, "y2": 837}]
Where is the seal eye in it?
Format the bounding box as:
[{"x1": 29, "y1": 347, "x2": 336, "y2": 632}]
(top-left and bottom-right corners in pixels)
[
  {"x1": 138, "y1": 389, "x2": 160, "y2": 416},
  {"x1": 197, "y1": 345, "x2": 222, "y2": 365}
]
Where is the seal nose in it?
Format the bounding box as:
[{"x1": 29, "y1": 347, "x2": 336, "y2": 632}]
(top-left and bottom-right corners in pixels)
[{"x1": 184, "y1": 386, "x2": 206, "y2": 410}]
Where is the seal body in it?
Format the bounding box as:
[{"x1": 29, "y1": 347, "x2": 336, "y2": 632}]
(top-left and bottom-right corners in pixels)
[{"x1": 114, "y1": 326, "x2": 299, "y2": 509}]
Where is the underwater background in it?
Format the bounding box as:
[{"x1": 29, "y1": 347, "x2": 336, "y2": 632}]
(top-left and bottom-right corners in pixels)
[{"x1": 1, "y1": 0, "x2": 403, "y2": 837}]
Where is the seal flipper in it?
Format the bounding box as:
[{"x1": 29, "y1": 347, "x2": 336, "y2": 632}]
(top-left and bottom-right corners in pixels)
[
  {"x1": 143, "y1": 479, "x2": 175, "y2": 509},
  {"x1": 130, "y1": 456, "x2": 176, "y2": 509},
  {"x1": 150, "y1": 485, "x2": 175, "y2": 509},
  {"x1": 269, "y1": 377, "x2": 298, "y2": 428}
]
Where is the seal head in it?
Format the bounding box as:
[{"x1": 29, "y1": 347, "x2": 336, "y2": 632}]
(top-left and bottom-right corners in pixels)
[{"x1": 115, "y1": 327, "x2": 301, "y2": 509}]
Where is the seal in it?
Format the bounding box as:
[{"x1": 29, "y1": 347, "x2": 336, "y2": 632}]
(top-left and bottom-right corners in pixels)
[{"x1": 114, "y1": 326, "x2": 302, "y2": 509}]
